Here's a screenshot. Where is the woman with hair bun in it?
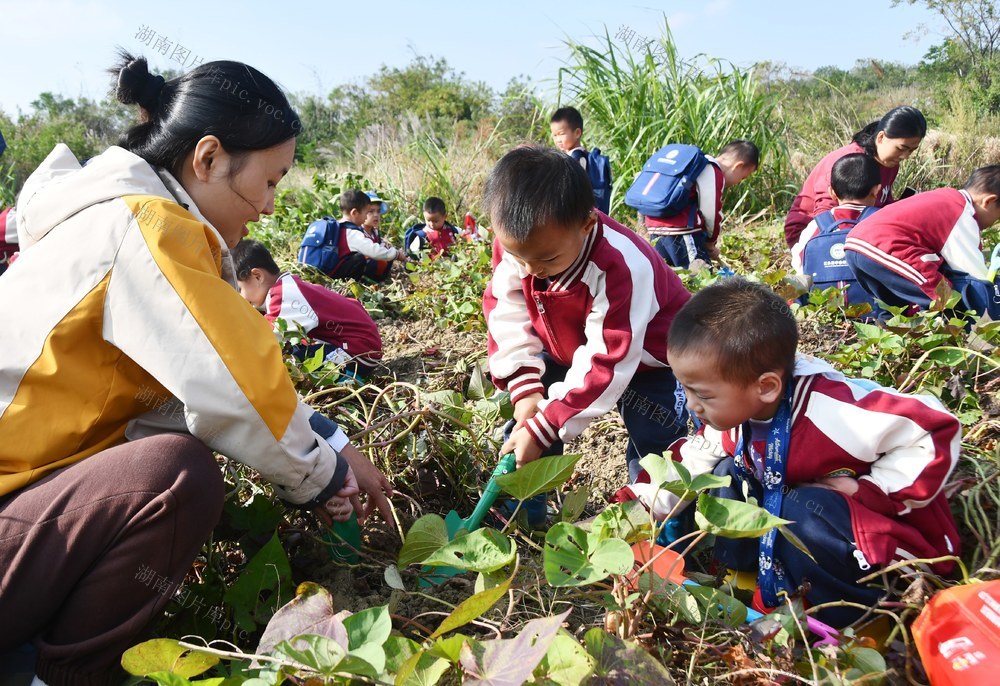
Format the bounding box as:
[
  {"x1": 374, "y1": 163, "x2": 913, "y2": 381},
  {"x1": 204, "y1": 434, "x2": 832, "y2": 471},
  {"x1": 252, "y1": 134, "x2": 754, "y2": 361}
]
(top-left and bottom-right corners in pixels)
[
  {"x1": 784, "y1": 106, "x2": 927, "y2": 247},
  {"x1": 0, "y1": 53, "x2": 393, "y2": 684}
]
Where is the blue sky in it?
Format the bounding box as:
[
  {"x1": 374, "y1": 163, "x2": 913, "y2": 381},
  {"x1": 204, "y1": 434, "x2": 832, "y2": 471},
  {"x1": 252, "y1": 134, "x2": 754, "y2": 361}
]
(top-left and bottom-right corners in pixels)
[{"x1": 1, "y1": 0, "x2": 946, "y2": 115}]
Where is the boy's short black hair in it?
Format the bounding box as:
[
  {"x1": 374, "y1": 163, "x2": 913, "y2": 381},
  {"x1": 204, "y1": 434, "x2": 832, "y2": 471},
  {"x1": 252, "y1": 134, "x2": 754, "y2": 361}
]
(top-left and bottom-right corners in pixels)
[
  {"x1": 550, "y1": 106, "x2": 584, "y2": 132},
  {"x1": 483, "y1": 145, "x2": 593, "y2": 242},
  {"x1": 830, "y1": 153, "x2": 881, "y2": 201},
  {"x1": 423, "y1": 196, "x2": 447, "y2": 215},
  {"x1": 718, "y1": 139, "x2": 760, "y2": 168},
  {"x1": 231, "y1": 239, "x2": 279, "y2": 281},
  {"x1": 340, "y1": 189, "x2": 371, "y2": 214},
  {"x1": 668, "y1": 278, "x2": 798, "y2": 386},
  {"x1": 964, "y1": 165, "x2": 1000, "y2": 196}
]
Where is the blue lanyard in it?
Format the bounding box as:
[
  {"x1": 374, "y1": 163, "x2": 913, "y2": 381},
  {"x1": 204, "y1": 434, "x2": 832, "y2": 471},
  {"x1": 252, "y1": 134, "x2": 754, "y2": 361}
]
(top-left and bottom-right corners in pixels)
[{"x1": 734, "y1": 380, "x2": 794, "y2": 608}]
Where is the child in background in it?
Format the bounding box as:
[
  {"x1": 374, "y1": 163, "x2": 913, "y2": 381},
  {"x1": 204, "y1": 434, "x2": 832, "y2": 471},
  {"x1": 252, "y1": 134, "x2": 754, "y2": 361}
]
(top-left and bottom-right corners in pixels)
[
  {"x1": 483, "y1": 145, "x2": 691, "y2": 489},
  {"x1": 636, "y1": 278, "x2": 961, "y2": 628},
  {"x1": 405, "y1": 197, "x2": 460, "y2": 259},
  {"x1": 340, "y1": 189, "x2": 404, "y2": 283},
  {"x1": 785, "y1": 106, "x2": 927, "y2": 248},
  {"x1": 232, "y1": 239, "x2": 383, "y2": 380},
  {"x1": 550, "y1": 106, "x2": 587, "y2": 161},
  {"x1": 791, "y1": 153, "x2": 881, "y2": 272},
  {"x1": 643, "y1": 140, "x2": 759, "y2": 270},
  {"x1": 550, "y1": 106, "x2": 612, "y2": 214},
  {"x1": 845, "y1": 165, "x2": 1000, "y2": 320}
]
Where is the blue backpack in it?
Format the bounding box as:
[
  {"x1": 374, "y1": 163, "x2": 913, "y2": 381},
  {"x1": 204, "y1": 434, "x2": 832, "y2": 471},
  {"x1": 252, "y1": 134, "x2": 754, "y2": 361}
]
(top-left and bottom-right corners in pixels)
[
  {"x1": 297, "y1": 217, "x2": 350, "y2": 275},
  {"x1": 571, "y1": 148, "x2": 613, "y2": 214},
  {"x1": 801, "y1": 206, "x2": 879, "y2": 306},
  {"x1": 625, "y1": 144, "x2": 708, "y2": 226}
]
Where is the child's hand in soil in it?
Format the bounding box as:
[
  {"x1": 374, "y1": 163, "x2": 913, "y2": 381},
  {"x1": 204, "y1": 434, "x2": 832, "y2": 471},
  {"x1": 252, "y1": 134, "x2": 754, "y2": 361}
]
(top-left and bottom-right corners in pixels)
[{"x1": 316, "y1": 467, "x2": 362, "y2": 526}]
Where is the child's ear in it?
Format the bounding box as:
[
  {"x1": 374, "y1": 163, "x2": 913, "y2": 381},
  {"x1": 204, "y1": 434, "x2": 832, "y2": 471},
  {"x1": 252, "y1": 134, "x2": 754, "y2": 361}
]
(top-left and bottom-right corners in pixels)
[
  {"x1": 869, "y1": 183, "x2": 883, "y2": 203},
  {"x1": 757, "y1": 371, "x2": 784, "y2": 404},
  {"x1": 828, "y1": 185, "x2": 842, "y2": 205}
]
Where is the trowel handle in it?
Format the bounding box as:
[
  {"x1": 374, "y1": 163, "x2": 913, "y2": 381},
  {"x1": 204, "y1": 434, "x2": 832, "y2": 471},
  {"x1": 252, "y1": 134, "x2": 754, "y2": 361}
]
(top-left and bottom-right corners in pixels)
[
  {"x1": 988, "y1": 243, "x2": 1000, "y2": 282},
  {"x1": 465, "y1": 453, "x2": 517, "y2": 531}
]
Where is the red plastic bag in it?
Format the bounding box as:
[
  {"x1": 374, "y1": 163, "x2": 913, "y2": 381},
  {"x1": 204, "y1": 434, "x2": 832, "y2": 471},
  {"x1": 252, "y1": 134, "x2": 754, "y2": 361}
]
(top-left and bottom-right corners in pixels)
[{"x1": 912, "y1": 580, "x2": 1000, "y2": 685}]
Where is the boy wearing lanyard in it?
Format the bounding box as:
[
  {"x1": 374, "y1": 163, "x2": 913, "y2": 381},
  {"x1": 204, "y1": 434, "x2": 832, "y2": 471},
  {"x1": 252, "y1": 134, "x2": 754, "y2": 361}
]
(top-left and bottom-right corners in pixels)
[{"x1": 635, "y1": 278, "x2": 961, "y2": 627}]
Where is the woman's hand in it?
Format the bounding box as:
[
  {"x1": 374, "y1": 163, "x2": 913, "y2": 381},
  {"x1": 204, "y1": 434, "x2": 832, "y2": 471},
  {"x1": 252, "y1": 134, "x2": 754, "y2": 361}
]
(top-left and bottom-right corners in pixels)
[{"x1": 338, "y1": 443, "x2": 395, "y2": 525}]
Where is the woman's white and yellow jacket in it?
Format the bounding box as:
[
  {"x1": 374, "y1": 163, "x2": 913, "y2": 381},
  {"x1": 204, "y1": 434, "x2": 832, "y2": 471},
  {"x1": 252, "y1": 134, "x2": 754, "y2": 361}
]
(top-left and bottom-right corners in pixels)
[{"x1": 0, "y1": 145, "x2": 348, "y2": 504}]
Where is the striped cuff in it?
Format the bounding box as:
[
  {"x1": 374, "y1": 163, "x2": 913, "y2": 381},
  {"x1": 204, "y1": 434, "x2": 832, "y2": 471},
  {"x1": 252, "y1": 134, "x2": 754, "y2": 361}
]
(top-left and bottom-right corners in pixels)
[
  {"x1": 525, "y1": 412, "x2": 560, "y2": 450},
  {"x1": 508, "y1": 371, "x2": 545, "y2": 405}
]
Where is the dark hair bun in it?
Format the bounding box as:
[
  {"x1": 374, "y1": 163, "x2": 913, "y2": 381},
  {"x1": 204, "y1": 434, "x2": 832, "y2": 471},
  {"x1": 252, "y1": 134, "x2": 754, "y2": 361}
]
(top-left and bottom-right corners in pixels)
[{"x1": 111, "y1": 50, "x2": 165, "y2": 113}]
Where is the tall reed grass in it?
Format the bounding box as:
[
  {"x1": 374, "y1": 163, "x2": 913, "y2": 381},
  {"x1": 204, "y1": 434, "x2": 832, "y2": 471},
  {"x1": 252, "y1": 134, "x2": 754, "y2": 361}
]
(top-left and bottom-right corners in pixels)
[{"x1": 556, "y1": 22, "x2": 792, "y2": 221}]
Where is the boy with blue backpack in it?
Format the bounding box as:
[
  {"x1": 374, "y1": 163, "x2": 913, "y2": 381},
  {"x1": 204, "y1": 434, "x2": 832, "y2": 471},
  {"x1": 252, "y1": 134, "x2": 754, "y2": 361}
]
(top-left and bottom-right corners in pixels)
[
  {"x1": 550, "y1": 107, "x2": 613, "y2": 215},
  {"x1": 626, "y1": 140, "x2": 758, "y2": 270},
  {"x1": 790, "y1": 153, "x2": 881, "y2": 310}
]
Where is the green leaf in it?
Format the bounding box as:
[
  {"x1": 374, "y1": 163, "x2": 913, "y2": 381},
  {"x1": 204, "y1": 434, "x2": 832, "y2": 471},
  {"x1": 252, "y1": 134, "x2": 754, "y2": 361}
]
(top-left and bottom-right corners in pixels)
[
  {"x1": 145, "y1": 673, "x2": 194, "y2": 686},
  {"x1": 583, "y1": 629, "x2": 675, "y2": 684},
  {"x1": 849, "y1": 646, "x2": 887, "y2": 675},
  {"x1": 695, "y1": 493, "x2": 791, "y2": 538},
  {"x1": 430, "y1": 578, "x2": 512, "y2": 639},
  {"x1": 467, "y1": 361, "x2": 490, "y2": 401},
  {"x1": 399, "y1": 514, "x2": 450, "y2": 567},
  {"x1": 422, "y1": 528, "x2": 515, "y2": 573},
  {"x1": 474, "y1": 569, "x2": 510, "y2": 593},
  {"x1": 385, "y1": 635, "x2": 422, "y2": 674},
  {"x1": 639, "y1": 452, "x2": 688, "y2": 488},
  {"x1": 559, "y1": 486, "x2": 590, "y2": 523},
  {"x1": 273, "y1": 635, "x2": 347, "y2": 674},
  {"x1": 587, "y1": 501, "x2": 652, "y2": 543},
  {"x1": 302, "y1": 346, "x2": 325, "y2": 373},
  {"x1": 342, "y1": 605, "x2": 392, "y2": 673},
  {"x1": 535, "y1": 632, "x2": 596, "y2": 686},
  {"x1": 495, "y1": 454, "x2": 582, "y2": 500},
  {"x1": 429, "y1": 634, "x2": 473, "y2": 662},
  {"x1": 223, "y1": 494, "x2": 284, "y2": 537},
  {"x1": 223, "y1": 533, "x2": 293, "y2": 633},
  {"x1": 402, "y1": 655, "x2": 450, "y2": 686},
  {"x1": 927, "y1": 348, "x2": 969, "y2": 364},
  {"x1": 460, "y1": 612, "x2": 570, "y2": 686},
  {"x1": 690, "y1": 472, "x2": 732, "y2": 493},
  {"x1": 121, "y1": 639, "x2": 220, "y2": 678},
  {"x1": 543, "y1": 523, "x2": 633, "y2": 587}
]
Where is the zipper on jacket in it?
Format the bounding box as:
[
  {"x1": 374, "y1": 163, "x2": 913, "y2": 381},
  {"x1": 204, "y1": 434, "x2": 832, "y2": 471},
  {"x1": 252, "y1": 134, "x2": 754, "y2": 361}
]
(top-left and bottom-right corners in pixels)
[
  {"x1": 534, "y1": 294, "x2": 545, "y2": 314},
  {"x1": 853, "y1": 548, "x2": 871, "y2": 571}
]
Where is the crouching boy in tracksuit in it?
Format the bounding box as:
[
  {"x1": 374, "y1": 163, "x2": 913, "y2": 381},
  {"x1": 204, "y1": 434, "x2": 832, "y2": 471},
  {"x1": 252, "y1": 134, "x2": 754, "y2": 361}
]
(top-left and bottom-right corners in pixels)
[
  {"x1": 634, "y1": 279, "x2": 961, "y2": 628},
  {"x1": 844, "y1": 165, "x2": 1000, "y2": 320},
  {"x1": 482, "y1": 146, "x2": 692, "y2": 496},
  {"x1": 233, "y1": 239, "x2": 383, "y2": 380}
]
